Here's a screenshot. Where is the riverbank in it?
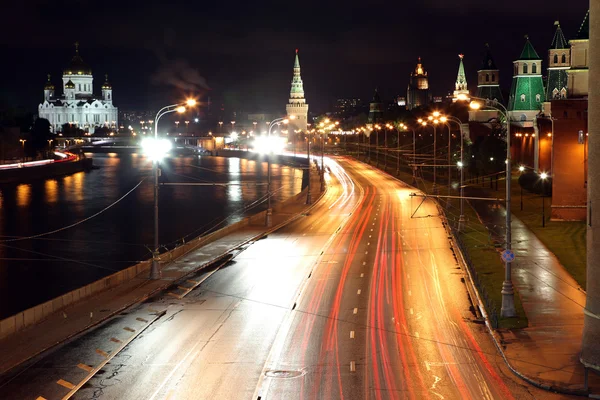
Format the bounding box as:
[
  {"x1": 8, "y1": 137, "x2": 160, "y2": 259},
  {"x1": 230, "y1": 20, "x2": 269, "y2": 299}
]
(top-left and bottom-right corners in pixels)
[{"x1": 0, "y1": 157, "x2": 92, "y2": 184}]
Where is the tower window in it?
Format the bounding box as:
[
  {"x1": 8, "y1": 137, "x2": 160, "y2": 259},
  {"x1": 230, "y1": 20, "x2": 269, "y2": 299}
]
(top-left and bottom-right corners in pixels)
[
  {"x1": 562, "y1": 54, "x2": 566, "y2": 63},
  {"x1": 553, "y1": 54, "x2": 558, "y2": 64},
  {"x1": 485, "y1": 73, "x2": 490, "y2": 82},
  {"x1": 532, "y1": 63, "x2": 537, "y2": 74},
  {"x1": 523, "y1": 63, "x2": 528, "y2": 74},
  {"x1": 521, "y1": 94, "x2": 526, "y2": 102},
  {"x1": 514, "y1": 64, "x2": 518, "y2": 75},
  {"x1": 492, "y1": 73, "x2": 496, "y2": 82}
]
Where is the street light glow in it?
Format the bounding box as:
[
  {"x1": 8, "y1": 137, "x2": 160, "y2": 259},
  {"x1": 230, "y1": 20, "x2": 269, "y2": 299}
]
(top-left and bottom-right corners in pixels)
[
  {"x1": 540, "y1": 172, "x2": 548, "y2": 180},
  {"x1": 457, "y1": 161, "x2": 463, "y2": 167},
  {"x1": 142, "y1": 138, "x2": 172, "y2": 161},
  {"x1": 469, "y1": 101, "x2": 482, "y2": 110},
  {"x1": 176, "y1": 106, "x2": 186, "y2": 113},
  {"x1": 519, "y1": 165, "x2": 525, "y2": 172},
  {"x1": 186, "y1": 99, "x2": 197, "y2": 106}
]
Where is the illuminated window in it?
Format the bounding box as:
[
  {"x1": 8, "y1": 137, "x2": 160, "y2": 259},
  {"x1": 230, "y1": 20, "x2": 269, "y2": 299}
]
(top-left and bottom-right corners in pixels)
[{"x1": 523, "y1": 63, "x2": 528, "y2": 73}]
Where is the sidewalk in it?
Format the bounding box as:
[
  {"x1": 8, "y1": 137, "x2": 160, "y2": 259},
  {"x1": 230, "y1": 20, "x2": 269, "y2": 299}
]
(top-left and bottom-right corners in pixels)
[
  {"x1": 0, "y1": 166, "x2": 324, "y2": 376},
  {"x1": 464, "y1": 184, "x2": 600, "y2": 394}
]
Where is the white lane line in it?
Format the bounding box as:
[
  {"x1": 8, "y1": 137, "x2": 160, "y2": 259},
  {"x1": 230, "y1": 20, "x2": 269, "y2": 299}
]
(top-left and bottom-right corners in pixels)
[
  {"x1": 369, "y1": 235, "x2": 371, "y2": 238},
  {"x1": 408, "y1": 290, "x2": 412, "y2": 296},
  {"x1": 353, "y1": 308, "x2": 358, "y2": 314},
  {"x1": 367, "y1": 242, "x2": 370, "y2": 246},
  {"x1": 410, "y1": 308, "x2": 414, "y2": 315},
  {"x1": 365, "y1": 251, "x2": 368, "y2": 254},
  {"x1": 362, "y1": 262, "x2": 366, "y2": 265},
  {"x1": 407, "y1": 273, "x2": 410, "y2": 279},
  {"x1": 415, "y1": 332, "x2": 420, "y2": 339},
  {"x1": 350, "y1": 331, "x2": 355, "y2": 339},
  {"x1": 357, "y1": 289, "x2": 361, "y2": 295},
  {"x1": 370, "y1": 229, "x2": 373, "y2": 231},
  {"x1": 350, "y1": 361, "x2": 356, "y2": 372},
  {"x1": 360, "y1": 273, "x2": 364, "y2": 278}
]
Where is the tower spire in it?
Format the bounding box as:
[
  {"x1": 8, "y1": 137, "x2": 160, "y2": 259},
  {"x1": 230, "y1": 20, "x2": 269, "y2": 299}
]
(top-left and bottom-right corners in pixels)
[
  {"x1": 286, "y1": 49, "x2": 308, "y2": 131},
  {"x1": 452, "y1": 54, "x2": 469, "y2": 101}
]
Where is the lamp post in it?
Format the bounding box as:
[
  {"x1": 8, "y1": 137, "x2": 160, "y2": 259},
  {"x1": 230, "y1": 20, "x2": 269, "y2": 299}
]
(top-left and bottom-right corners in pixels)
[
  {"x1": 375, "y1": 124, "x2": 381, "y2": 167},
  {"x1": 218, "y1": 121, "x2": 223, "y2": 134},
  {"x1": 19, "y1": 139, "x2": 26, "y2": 162},
  {"x1": 148, "y1": 98, "x2": 196, "y2": 280},
  {"x1": 468, "y1": 95, "x2": 515, "y2": 318},
  {"x1": 306, "y1": 128, "x2": 313, "y2": 204},
  {"x1": 442, "y1": 115, "x2": 466, "y2": 230},
  {"x1": 265, "y1": 116, "x2": 293, "y2": 226},
  {"x1": 519, "y1": 165, "x2": 525, "y2": 210},
  {"x1": 540, "y1": 172, "x2": 548, "y2": 227}
]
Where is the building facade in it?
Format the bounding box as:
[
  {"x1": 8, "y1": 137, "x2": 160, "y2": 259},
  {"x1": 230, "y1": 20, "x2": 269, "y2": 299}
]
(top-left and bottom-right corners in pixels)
[
  {"x1": 285, "y1": 49, "x2": 309, "y2": 132},
  {"x1": 407, "y1": 57, "x2": 431, "y2": 110},
  {"x1": 38, "y1": 43, "x2": 118, "y2": 134},
  {"x1": 567, "y1": 10, "x2": 589, "y2": 98},
  {"x1": 477, "y1": 44, "x2": 503, "y2": 103}
]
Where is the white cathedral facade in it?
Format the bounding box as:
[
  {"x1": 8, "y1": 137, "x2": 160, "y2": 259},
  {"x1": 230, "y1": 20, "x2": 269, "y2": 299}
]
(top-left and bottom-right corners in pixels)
[{"x1": 38, "y1": 43, "x2": 118, "y2": 134}]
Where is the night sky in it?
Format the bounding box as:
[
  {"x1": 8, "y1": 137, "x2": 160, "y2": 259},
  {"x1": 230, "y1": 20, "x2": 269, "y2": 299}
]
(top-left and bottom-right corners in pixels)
[{"x1": 0, "y1": 0, "x2": 589, "y2": 115}]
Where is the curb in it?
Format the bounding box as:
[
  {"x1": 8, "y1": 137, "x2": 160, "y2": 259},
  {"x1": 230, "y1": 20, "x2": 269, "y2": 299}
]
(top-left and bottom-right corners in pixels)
[
  {"x1": 0, "y1": 169, "x2": 327, "y2": 377},
  {"x1": 352, "y1": 155, "x2": 595, "y2": 398}
]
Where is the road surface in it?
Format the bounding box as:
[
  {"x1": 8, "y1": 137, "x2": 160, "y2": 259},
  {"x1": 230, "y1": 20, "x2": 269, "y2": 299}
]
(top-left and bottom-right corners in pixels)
[{"x1": 0, "y1": 157, "x2": 568, "y2": 399}]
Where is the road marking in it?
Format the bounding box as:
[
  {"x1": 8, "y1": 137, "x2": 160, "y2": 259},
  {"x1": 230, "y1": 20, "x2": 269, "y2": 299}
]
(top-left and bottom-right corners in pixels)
[
  {"x1": 136, "y1": 317, "x2": 148, "y2": 323},
  {"x1": 369, "y1": 235, "x2": 371, "y2": 238},
  {"x1": 410, "y1": 308, "x2": 413, "y2": 315},
  {"x1": 360, "y1": 273, "x2": 364, "y2": 278},
  {"x1": 123, "y1": 327, "x2": 135, "y2": 332},
  {"x1": 407, "y1": 273, "x2": 410, "y2": 279},
  {"x1": 110, "y1": 337, "x2": 122, "y2": 344},
  {"x1": 357, "y1": 289, "x2": 361, "y2": 295},
  {"x1": 415, "y1": 332, "x2": 420, "y2": 339},
  {"x1": 350, "y1": 361, "x2": 356, "y2": 372},
  {"x1": 408, "y1": 290, "x2": 412, "y2": 296},
  {"x1": 362, "y1": 261, "x2": 366, "y2": 265},
  {"x1": 367, "y1": 242, "x2": 370, "y2": 246},
  {"x1": 56, "y1": 379, "x2": 76, "y2": 390},
  {"x1": 372, "y1": 223, "x2": 375, "y2": 225},
  {"x1": 77, "y1": 363, "x2": 93, "y2": 372},
  {"x1": 353, "y1": 308, "x2": 358, "y2": 314},
  {"x1": 370, "y1": 229, "x2": 373, "y2": 231},
  {"x1": 365, "y1": 251, "x2": 368, "y2": 254},
  {"x1": 350, "y1": 331, "x2": 355, "y2": 339}
]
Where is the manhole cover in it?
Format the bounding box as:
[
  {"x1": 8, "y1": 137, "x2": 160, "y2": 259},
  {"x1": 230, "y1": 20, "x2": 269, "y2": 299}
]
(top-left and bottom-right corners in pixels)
[{"x1": 265, "y1": 369, "x2": 304, "y2": 379}]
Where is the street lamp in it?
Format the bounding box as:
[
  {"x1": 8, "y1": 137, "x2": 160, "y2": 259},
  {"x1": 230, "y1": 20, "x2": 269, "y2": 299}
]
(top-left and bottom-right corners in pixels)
[
  {"x1": 19, "y1": 139, "x2": 26, "y2": 162},
  {"x1": 218, "y1": 121, "x2": 223, "y2": 133},
  {"x1": 468, "y1": 95, "x2": 515, "y2": 318},
  {"x1": 540, "y1": 172, "x2": 548, "y2": 227},
  {"x1": 441, "y1": 115, "x2": 466, "y2": 230},
  {"x1": 148, "y1": 98, "x2": 196, "y2": 280},
  {"x1": 519, "y1": 165, "x2": 525, "y2": 210},
  {"x1": 265, "y1": 115, "x2": 294, "y2": 226}
]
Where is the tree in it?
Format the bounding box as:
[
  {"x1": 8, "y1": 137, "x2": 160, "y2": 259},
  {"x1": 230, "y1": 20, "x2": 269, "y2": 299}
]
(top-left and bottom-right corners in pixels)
[
  {"x1": 30, "y1": 118, "x2": 52, "y2": 157},
  {"x1": 62, "y1": 123, "x2": 84, "y2": 137}
]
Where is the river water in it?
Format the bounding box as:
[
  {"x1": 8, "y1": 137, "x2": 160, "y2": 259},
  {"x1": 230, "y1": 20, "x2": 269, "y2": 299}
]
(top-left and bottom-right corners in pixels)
[{"x1": 0, "y1": 153, "x2": 303, "y2": 318}]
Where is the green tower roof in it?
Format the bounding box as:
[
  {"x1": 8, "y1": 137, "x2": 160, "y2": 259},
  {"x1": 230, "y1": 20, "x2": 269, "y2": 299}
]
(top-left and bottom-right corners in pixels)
[
  {"x1": 576, "y1": 10, "x2": 589, "y2": 40},
  {"x1": 518, "y1": 37, "x2": 541, "y2": 60},
  {"x1": 456, "y1": 54, "x2": 467, "y2": 87},
  {"x1": 294, "y1": 49, "x2": 300, "y2": 68},
  {"x1": 550, "y1": 22, "x2": 568, "y2": 49}
]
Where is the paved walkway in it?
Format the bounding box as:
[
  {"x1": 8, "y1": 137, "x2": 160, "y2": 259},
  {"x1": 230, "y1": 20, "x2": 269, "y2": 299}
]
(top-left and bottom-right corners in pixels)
[
  {"x1": 464, "y1": 185, "x2": 600, "y2": 394},
  {"x1": 0, "y1": 168, "x2": 323, "y2": 376}
]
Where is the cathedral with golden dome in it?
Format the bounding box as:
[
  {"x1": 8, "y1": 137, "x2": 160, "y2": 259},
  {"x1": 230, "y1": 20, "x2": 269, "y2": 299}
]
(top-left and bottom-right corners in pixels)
[{"x1": 38, "y1": 43, "x2": 118, "y2": 134}]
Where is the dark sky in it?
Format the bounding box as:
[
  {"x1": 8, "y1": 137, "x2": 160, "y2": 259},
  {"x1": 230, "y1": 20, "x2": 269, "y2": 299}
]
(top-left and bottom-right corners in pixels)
[{"x1": 0, "y1": 0, "x2": 589, "y2": 115}]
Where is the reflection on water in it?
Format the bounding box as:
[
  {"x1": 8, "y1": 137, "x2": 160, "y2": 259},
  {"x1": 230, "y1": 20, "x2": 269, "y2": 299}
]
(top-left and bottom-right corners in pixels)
[
  {"x1": 16, "y1": 184, "x2": 30, "y2": 207},
  {"x1": 0, "y1": 154, "x2": 303, "y2": 318},
  {"x1": 45, "y1": 180, "x2": 58, "y2": 203}
]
